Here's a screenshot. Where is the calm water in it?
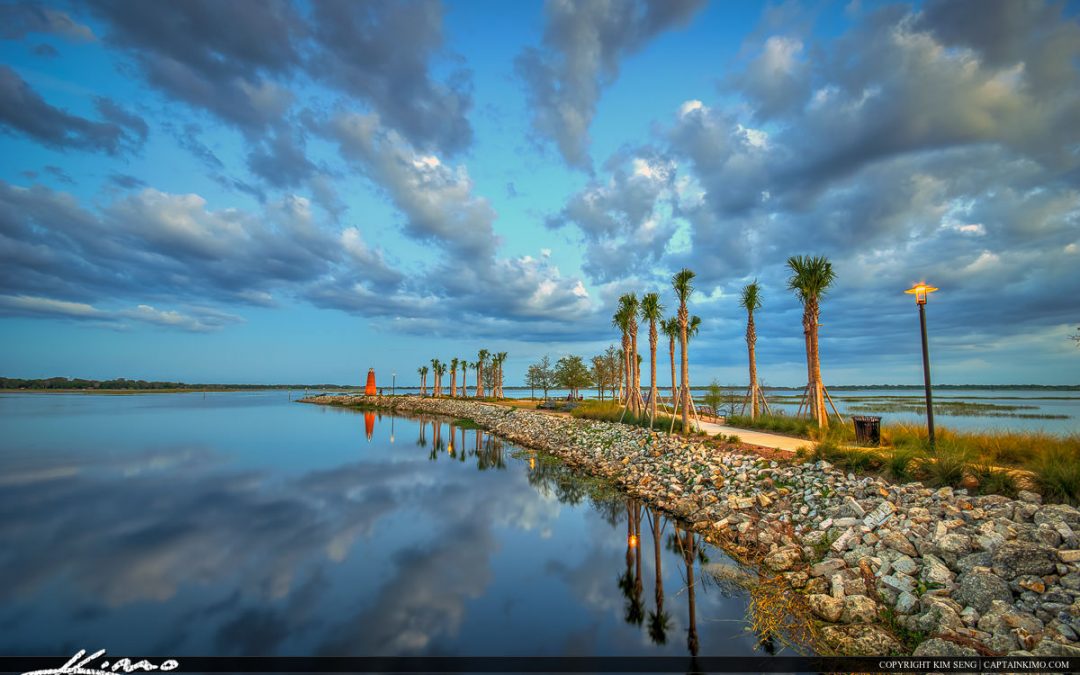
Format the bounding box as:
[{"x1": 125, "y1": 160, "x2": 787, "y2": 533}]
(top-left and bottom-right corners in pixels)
[{"x1": 0, "y1": 392, "x2": 764, "y2": 658}]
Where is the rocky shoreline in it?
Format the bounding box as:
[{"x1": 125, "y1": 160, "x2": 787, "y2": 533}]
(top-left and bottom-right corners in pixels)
[{"x1": 302, "y1": 394, "x2": 1080, "y2": 658}]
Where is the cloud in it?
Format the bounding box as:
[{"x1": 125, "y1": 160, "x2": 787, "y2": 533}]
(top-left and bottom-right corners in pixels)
[
  {"x1": 0, "y1": 66, "x2": 146, "y2": 154},
  {"x1": 88, "y1": 0, "x2": 301, "y2": 130},
  {"x1": 515, "y1": 0, "x2": 705, "y2": 169},
  {"x1": 308, "y1": 0, "x2": 473, "y2": 155},
  {"x1": 0, "y1": 294, "x2": 243, "y2": 332},
  {"x1": 0, "y1": 3, "x2": 96, "y2": 41}
]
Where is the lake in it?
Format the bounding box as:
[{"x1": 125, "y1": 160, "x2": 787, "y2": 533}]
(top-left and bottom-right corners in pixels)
[{"x1": 0, "y1": 391, "x2": 768, "y2": 659}]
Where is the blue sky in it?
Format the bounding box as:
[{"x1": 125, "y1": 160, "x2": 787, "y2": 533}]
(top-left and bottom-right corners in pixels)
[{"x1": 1, "y1": 0, "x2": 1078, "y2": 386}]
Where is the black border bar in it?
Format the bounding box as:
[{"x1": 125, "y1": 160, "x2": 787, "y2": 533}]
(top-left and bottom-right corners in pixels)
[{"x1": 3, "y1": 656, "x2": 1079, "y2": 673}]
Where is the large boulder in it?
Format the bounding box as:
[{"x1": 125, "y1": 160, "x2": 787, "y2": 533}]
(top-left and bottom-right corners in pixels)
[
  {"x1": 912, "y1": 638, "x2": 979, "y2": 657},
  {"x1": 764, "y1": 545, "x2": 802, "y2": 572},
  {"x1": 820, "y1": 625, "x2": 904, "y2": 656},
  {"x1": 841, "y1": 594, "x2": 879, "y2": 624},
  {"x1": 807, "y1": 593, "x2": 844, "y2": 622},
  {"x1": 881, "y1": 531, "x2": 918, "y2": 557},
  {"x1": 954, "y1": 570, "x2": 1014, "y2": 614},
  {"x1": 992, "y1": 541, "x2": 1058, "y2": 578}
]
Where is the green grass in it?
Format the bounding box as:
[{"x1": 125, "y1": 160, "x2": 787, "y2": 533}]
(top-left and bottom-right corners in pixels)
[
  {"x1": 922, "y1": 443, "x2": 972, "y2": 488},
  {"x1": 885, "y1": 446, "x2": 924, "y2": 482},
  {"x1": 453, "y1": 417, "x2": 484, "y2": 430},
  {"x1": 570, "y1": 401, "x2": 687, "y2": 433}
]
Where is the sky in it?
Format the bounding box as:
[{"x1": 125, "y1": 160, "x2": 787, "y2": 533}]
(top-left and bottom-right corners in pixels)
[{"x1": 1, "y1": 0, "x2": 1078, "y2": 387}]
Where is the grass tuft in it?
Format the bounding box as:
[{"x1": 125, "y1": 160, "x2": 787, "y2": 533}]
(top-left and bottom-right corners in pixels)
[
  {"x1": 1031, "y1": 447, "x2": 1080, "y2": 506},
  {"x1": 570, "y1": 401, "x2": 686, "y2": 433}
]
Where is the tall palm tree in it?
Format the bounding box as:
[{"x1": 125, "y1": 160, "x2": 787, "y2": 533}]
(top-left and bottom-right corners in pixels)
[
  {"x1": 418, "y1": 366, "x2": 428, "y2": 397},
  {"x1": 449, "y1": 357, "x2": 459, "y2": 397},
  {"x1": 476, "y1": 349, "x2": 489, "y2": 398},
  {"x1": 612, "y1": 303, "x2": 633, "y2": 407},
  {"x1": 495, "y1": 351, "x2": 508, "y2": 399},
  {"x1": 617, "y1": 293, "x2": 643, "y2": 415},
  {"x1": 786, "y1": 255, "x2": 836, "y2": 429},
  {"x1": 640, "y1": 293, "x2": 664, "y2": 422},
  {"x1": 461, "y1": 360, "x2": 469, "y2": 397},
  {"x1": 739, "y1": 282, "x2": 764, "y2": 419},
  {"x1": 430, "y1": 359, "x2": 442, "y2": 397},
  {"x1": 661, "y1": 318, "x2": 678, "y2": 413},
  {"x1": 671, "y1": 268, "x2": 696, "y2": 434}
]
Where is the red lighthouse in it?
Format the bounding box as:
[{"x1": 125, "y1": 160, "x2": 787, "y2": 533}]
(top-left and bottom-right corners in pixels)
[{"x1": 364, "y1": 368, "x2": 377, "y2": 396}]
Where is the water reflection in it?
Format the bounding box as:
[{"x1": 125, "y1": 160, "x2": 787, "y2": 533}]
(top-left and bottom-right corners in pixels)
[{"x1": 0, "y1": 398, "x2": 760, "y2": 658}]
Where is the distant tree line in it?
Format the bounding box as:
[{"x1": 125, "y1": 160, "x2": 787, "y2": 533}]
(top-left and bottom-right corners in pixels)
[{"x1": 0, "y1": 377, "x2": 352, "y2": 390}]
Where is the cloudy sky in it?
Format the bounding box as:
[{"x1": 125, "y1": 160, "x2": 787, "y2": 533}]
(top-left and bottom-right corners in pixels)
[{"x1": 1, "y1": 0, "x2": 1078, "y2": 386}]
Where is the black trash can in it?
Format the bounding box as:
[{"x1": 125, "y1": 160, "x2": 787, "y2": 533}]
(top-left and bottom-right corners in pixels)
[{"x1": 852, "y1": 415, "x2": 881, "y2": 446}]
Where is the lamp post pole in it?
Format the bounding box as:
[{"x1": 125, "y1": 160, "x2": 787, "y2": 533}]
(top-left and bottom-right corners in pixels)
[
  {"x1": 906, "y1": 284, "x2": 938, "y2": 448},
  {"x1": 392, "y1": 372, "x2": 396, "y2": 397},
  {"x1": 918, "y1": 301, "x2": 935, "y2": 447}
]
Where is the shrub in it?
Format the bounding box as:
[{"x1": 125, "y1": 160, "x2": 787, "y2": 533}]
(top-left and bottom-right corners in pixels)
[
  {"x1": 571, "y1": 401, "x2": 685, "y2": 433},
  {"x1": 972, "y1": 463, "x2": 1019, "y2": 498},
  {"x1": 886, "y1": 446, "x2": 924, "y2": 483},
  {"x1": 1030, "y1": 446, "x2": 1080, "y2": 506},
  {"x1": 923, "y1": 442, "x2": 972, "y2": 488}
]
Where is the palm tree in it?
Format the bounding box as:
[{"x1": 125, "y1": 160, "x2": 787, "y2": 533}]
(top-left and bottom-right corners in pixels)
[
  {"x1": 430, "y1": 359, "x2": 442, "y2": 397},
  {"x1": 640, "y1": 293, "x2": 664, "y2": 422},
  {"x1": 661, "y1": 318, "x2": 678, "y2": 413},
  {"x1": 418, "y1": 366, "x2": 429, "y2": 397},
  {"x1": 671, "y1": 268, "x2": 696, "y2": 435},
  {"x1": 495, "y1": 351, "x2": 508, "y2": 399},
  {"x1": 739, "y1": 282, "x2": 766, "y2": 420},
  {"x1": 461, "y1": 359, "x2": 469, "y2": 397},
  {"x1": 612, "y1": 303, "x2": 633, "y2": 407},
  {"x1": 787, "y1": 255, "x2": 836, "y2": 429},
  {"x1": 617, "y1": 293, "x2": 644, "y2": 415},
  {"x1": 476, "y1": 349, "x2": 489, "y2": 398},
  {"x1": 449, "y1": 357, "x2": 459, "y2": 397}
]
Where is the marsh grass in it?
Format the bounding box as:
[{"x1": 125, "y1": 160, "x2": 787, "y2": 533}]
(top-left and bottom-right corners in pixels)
[{"x1": 453, "y1": 417, "x2": 484, "y2": 430}]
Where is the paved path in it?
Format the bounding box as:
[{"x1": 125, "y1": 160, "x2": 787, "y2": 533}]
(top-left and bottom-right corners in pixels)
[{"x1": 696, "y1": 420, "x2": 815, "y2": 453}]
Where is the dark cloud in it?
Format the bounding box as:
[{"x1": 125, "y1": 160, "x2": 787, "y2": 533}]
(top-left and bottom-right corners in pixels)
[
  {"x1": 88, "y1": 0, "x2": 301, "y2": 130},
  {"x1": 0, "y1": 3, "x2": 95, "y2": 41},
  {"x1": 516, "y1": 0, "x2": 705, "y2": 169},
  {"x1": 308, "y1": 0, "x2": 473, "y2": 155},
  {"x1": 32, "y1": 42, "x2": 59, "y2": 58},
  {"x1": 43, "y1": 164, "x2": 73, "y2": 184},
  {"x1": 246, "y1": 126, "x2": 316, "y2": 189},
  {"x1": 109, "y1": 173, "x2": 146, "y2": 189},
  {"x1": 0, "y1": 66, "x2": 144, "y2": 154}
]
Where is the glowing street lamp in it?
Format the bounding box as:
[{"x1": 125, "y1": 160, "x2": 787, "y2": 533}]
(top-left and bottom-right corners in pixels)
[{"x1": 904, "y1": 283, "x2": 939, "y2": 447}]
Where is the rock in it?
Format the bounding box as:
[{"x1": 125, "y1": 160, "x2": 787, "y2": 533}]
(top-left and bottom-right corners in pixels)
[
  {"x1": 1018, "y1": 490, "x2": 1042, "y2": 504},
  {"x1": 1015, "y1": 575, "x2": 1046, "y2": 594},
  {"x1": 810, "y1": 558, "x2": 847, "y2": 577},
  {"x1": 921, "y1": 554, "x2": 957, "y2": 586},
  {"x1": 881, "y1": 531, "x2": 918, "y2": 557},
  {"x1": 993, "y1": 541, "x2": 1058, "y2": 578},
  {"x1": 881, "y1": 573, "x2": 917, "y2": 595},
  {"x1": 764, "y1": 545, "x2": 802, "y2": 572},
  {"x1": 977, "y1": 599, "x2": 1044, "y2": 635},
  {"x1": 895, "y1": 590, "x2": 919, "y2": 615},
  {"x1": 912, "y1": 637, "x2": 979, "y2": 657},
  {"x1": 913, "y1": 603, "x2": 965, "y2": 634},
  {"x1": 820, "y1": 624, "x2": 903, "y2": 656},
  {"x1": 955, "y1": 551, "x2": 993, "y2": 575},
  {"x1": 704, "y1": 563, "x2": 755, "y2": 587},
  {"x1": 842, "y1": 496, "x2": 866, "y2": 518},
  {"x1": 807, "y1": 593, "x2": 844, "y2": 622},
  {"x1": 1034, "y1": 503, "x2": 1080, "y2": 526},
  {"x1": 954, "y1": 571, "x2": 1013, "y2": 614},
  {"x1": 1060, "y1": 550, "x2": 1080, "y2": 563},
  {"x1": 892, "y1": 555, "x2": 919, "y2": 576},
  {"x1": 938, "y1": 533, "x2": 974, "y2": 557},
  {"x1": 841, "y1": 594, "x2": 879, "y2": 624}
]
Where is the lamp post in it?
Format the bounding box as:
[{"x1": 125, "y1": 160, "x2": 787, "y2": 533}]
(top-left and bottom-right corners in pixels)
[
  {"x1": 904, "y1": 283, "x2": 938, "y2": 447},
  {"x1": 392, "y1": 372, "x2": 396, "y2": 397}
]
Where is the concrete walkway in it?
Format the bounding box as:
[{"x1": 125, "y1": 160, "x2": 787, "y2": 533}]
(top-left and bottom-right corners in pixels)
[{"x1": 696, "y1": 420, "x2": 816, "y2": 453}]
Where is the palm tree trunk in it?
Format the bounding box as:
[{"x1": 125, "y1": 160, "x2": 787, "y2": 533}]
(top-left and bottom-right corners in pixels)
[
  {"x1": 679, "y1": 305, "x2": 690, "y2": 434},
  {"x1": 652, "y1": 510, "x2": 663, "y2": 613},
  {"x1": 649, "y1": 322, "x2": 658, "y2": 421},
  {"x1": 450, "y1": 370, "x2": 456, "y2": 398},
  {"x1": 669, "y1": 338, "x2": 677, "y2": 413},
  {"x1": 802, "y1": 306, "x2": 817, "y2": 425},
  {"x1": 747, "y1": 313, "x2": 759, "y2": 420},
  {"x1": 630, "y1": 327, "x2": 641, "y2": 416},
  {"x1": 476, "y1": 363, "x2": 483, "y2": 398},
  {"x1": 810, "y1": 298, "x2": 828, "y2": 429}
]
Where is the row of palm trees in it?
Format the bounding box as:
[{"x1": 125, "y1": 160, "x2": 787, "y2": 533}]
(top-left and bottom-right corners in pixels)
[
  {"x1": 615, "y1": 255, "x2": 836, "y2": 433},
  {"x1": 416, "y1": 350, "x2": 509, "y2": 399},
  {"x1": 613, "y1": 268, "x2": 701, "y2": 432}
]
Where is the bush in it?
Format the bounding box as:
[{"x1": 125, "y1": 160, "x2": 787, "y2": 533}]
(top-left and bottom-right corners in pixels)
[
  {"x1": 1031, "y1": 447, "x2": 1080, "y2": 506},
  {"x1": 886, "y1": 446, "x2": 924, "y2": 483},
  {"x1": 971, "y1": 463, "x2": 1019, "y2": 498},
  {"x1": 923, "y1": 442, "x2": 972, "y2": 488}
]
